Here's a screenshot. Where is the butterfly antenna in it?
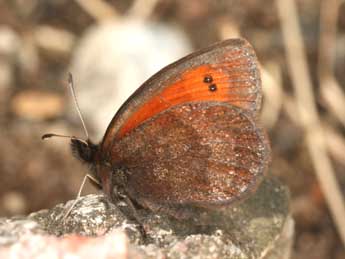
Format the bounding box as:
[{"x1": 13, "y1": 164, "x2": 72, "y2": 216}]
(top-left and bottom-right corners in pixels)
[
  {"x1": 41, "y1": 133, "x2": 88, "y2": 145},
  {"x1": 68, "y1": 72, "x2": 89, "y2": 140},
  {"x1": 41, "y1": 74, "x2": 89, "y2": 144}
]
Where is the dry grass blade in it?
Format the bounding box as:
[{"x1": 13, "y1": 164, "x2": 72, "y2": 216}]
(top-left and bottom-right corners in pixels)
[
  {"x1": 318, "y1": 0, "x2": 345, "y2": 127},
  {"x1": 320, "y1": 78, "x2": 345, "y2": 126},
  {"x1": 74, "y1": 0, "x2": 118, "y2": 22},
  {"x1": 260, "y1": 63, "x2": 283, "y2": 129},
  {"x1": 324, "y1": 126, "x2": 345, "y2": 167},
  {"x1": 217, "y1": 18, "x2": 240, "y2": 39},
  {"x1": 276, "y1": 0, "x2": 345, "y2": 247},
  {"x1": 127, "y1": 0, "x2": 160, "y2": 20}
]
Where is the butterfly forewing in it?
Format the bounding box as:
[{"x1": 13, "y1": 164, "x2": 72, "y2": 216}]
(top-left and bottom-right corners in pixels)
[{"x1": 101, "y1": 39, "x2": 261, "y2": 152}]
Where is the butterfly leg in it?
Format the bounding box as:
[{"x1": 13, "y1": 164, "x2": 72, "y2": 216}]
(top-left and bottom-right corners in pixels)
[
  {"x1": 121, "y1": 195, "x2": 147, "y2": 239},
  {"x1": 139, "y1": 199, "x2": 196, "y2": 220},
  {"x1": 110, "y1": 179, "x2": 147, "y2": 238},
  {"x1": 62, "y1": 173, "x2": 101, "y2": 221}
]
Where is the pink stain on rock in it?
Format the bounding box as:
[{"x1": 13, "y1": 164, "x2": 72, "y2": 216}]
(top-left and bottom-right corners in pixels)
[{"x1": 0, "y1": 230, "x2": 128, "y2": 259}]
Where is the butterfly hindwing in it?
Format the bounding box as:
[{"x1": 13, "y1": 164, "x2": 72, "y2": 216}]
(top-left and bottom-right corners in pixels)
[{"x1": 108, "y1": 102, "x2": 269, "y2": 212}]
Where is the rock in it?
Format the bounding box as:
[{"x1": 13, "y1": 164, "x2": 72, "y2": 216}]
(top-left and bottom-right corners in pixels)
[
  {"x1": 10, "y1": 90, "x2": 64, "y2": 121},
  {"x1": 1, "y1": 191, "x2": 27, "y2": 216},
  {"x1": 0, "y1": 229, "x2": 129, "y2": 259},
  {"x1": 0, "y1": 26, "x2": 21, "y2": 120},
  {"x1": 34, "y1": 25, "x2": 76, "y2": 59},
  {"x1": 0, "y1": 177, "x2": 293, "y2": 258},
  {"x1": 0, "y1": 26, "x2": 21, "y2": 59},
  {"x1": 69, "y1": 19, "x2": 192, "y2": 140},
  {"x1": 17, "y1": 34, "x2": 39, "y2": 81}
]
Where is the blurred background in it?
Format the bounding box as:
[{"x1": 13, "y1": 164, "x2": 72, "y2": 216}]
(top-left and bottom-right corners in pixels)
[{"x1": 0, "y1": 0, "x2": 345, "y2": 258}]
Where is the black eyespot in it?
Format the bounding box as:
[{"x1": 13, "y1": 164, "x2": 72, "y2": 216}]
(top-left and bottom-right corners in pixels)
[
  {"x1": 203, "y1": 75, "x2": 213, "y2": 83},
  {"x1": 209, "y1": 84, "x2": 217, "y2": 92}
]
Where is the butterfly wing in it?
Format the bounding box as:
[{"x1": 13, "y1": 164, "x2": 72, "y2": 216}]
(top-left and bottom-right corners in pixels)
[
  {"x1": 98, "y1": 38, "x2": 270, "y2": 214},
  {"x1": 101, "y1": 38, "x2": 262, "y2": 152},
  {"x1": 109, "y1": 101, "x2": 270, "y2": 212}
]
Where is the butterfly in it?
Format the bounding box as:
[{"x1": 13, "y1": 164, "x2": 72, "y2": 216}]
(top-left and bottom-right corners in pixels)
[{"x1": 43, "y1": 38, "x2": 270, "y2": 221}]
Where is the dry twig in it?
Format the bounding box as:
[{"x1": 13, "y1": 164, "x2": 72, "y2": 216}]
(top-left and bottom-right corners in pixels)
[{"x1": 276, "y1": 0, "x2": 345, "y2": 246}]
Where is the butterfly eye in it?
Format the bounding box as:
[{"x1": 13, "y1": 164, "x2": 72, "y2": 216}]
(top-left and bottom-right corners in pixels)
[
  {"x1": 203, "y1": 75, "x2": 213, "y2": 83},
  {"x1": 208, "y1": 84, "x2": 217, "y2": 92}
]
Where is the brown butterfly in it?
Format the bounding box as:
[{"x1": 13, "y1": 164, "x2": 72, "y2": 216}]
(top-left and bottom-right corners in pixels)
[{"x1": 43, "y1": 38, "x2": 270, "y2": 221}]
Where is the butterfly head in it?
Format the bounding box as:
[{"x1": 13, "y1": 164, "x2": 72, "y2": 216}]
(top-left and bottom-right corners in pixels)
[
  {"x1": 70, "y1": 138, "x2": 102, "y2": 188},
  {"x1": 71, "y1": 138, "x2": 98, "y2": 165}
]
